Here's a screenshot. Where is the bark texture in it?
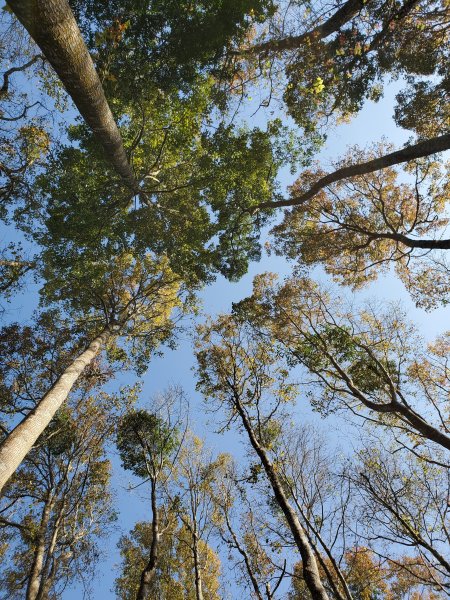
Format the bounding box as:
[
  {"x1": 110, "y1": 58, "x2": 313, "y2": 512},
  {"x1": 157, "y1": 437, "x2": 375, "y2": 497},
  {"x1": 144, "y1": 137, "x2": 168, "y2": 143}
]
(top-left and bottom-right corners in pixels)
[
  {"x1": 258, "y1": 133, "x2": 450, "y2": 210},
  {"x1": 0, "y1": 329, "x2": 111, "y2": 493},
  {"x1": 6, "y1": 0, "x2": 140, "y2": 193}
]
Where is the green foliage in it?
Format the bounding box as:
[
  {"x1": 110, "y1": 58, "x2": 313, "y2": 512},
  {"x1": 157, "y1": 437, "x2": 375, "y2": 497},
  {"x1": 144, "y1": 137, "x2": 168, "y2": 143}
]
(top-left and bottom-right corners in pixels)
[
  {"x1": 35, "y1": 108, "x2": 293, "y2": 287},
  {"x1": 71, "y1": 0, "x2": 276, "y2": 103},
  {"x1": 281, "y1": 0, "x2": 450, "y2": 133},
  {"x1": 116, "y1": 409, "x2": 179, "y2": 479},
  {"x1": 115, "y1": 519, "x2": 222, "y2": 600}
]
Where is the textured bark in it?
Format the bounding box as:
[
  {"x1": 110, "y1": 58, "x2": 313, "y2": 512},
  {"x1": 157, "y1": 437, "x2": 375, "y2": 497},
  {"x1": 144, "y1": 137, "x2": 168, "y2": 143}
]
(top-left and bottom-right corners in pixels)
[
  {"x1": 0, "y1": 329, "x2": 111, "y2": 493},
  {"x1": 233, "y1": 394, "x2": 330, "y2": 600},
  {"x1": 258, "y1": 133, "x2": 450, "y2": 210},
  {"x1": 6, "y1": 0, "x2": 140, "y2": 193},
  {"x1": 26, "y1": 496, "x2": 54, "y2": 600},
  {"x1": 242, "y1": 0, "x2": 366, "y2": 55},
  {"x1": 192, "y1": 530, "x2": 204, "y2": 600},
  {"x1": 136, "y1": 480, "x2": 159, "y2": 600}
]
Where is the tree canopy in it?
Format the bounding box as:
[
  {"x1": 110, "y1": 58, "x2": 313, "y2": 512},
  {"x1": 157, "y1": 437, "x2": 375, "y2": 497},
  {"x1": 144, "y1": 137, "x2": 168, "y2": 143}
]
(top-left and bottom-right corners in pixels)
[{"x1": 0, "y1": 0, "x2": 449, "y2": 598}]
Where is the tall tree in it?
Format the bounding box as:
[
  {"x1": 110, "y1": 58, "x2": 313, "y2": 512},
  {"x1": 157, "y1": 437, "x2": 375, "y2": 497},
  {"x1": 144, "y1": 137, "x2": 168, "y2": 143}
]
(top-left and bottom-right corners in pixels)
[
  {"x1": 269, "y1": 147, "x2": 450, "y2": 307},
  {"x1": 231, "y1": 0, "x2": 449, "y2": 135},
  {"x1": 346, "y1": 441, "x2": 450, "y2": 588},
  {"x1": 211, "y1": 457, "x2": 287, "y2": 600},
  {"x1": 196, "y1": 314, "x2": 331, "y2": 600},
  {"x1": 0, "y1": 253, "x2": 184, "y2": 492},
  {"x1": 116, "y1": 518, "x2": 222, "y2": 600},
  {"x1": 171, "y1": 434, "x2": 225, "y2": 600},
  {"x1": 0, "y1": 389, "x2": 125, "y2": 599},
  {"x1": 116, "y1": 388, "x2": 185, "y2": 600},
  {"x1": 234, "y1": 273, "x2": 450, "y2": 453},
  {"x1": 6, "y1": 0, "x2": 140, "y2": 192}
]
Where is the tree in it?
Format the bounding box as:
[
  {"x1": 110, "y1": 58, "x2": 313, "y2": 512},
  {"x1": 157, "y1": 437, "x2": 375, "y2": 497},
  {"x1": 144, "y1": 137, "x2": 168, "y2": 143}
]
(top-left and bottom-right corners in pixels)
[
  {"x1": 35, "y1": 110, "x2": 298, "y2": 286},
  {"x1": 0, "y1": 253, "x2": 184, "y2": 492},
  {"x1": 346, "y1": 442, "x2": 450, "y2": 588},
  {"x1": 115, "y1": 518, "x2": 222, "y2": 600},
  {"x1": 196, "y1": 314, "x2": 331, "y2": 600},
  {"x1": 0, "y1": 8, "x2": 53, "y2": 214},
  {"x1": 71, "y1": 0, "x2": 275, "y2": 104},
  {"x1": 290, "y1": 547, "x2": 446, "y2": 599},
  {"x1": 116, "y1": 388, "x2": 185, "y2": 600},
  {"x1": 232, "y1": 0, "x2": 449, "y2": 136},
  {"x1": 269, "y1": 147, "x2": 450, "y2": 307},
  {"x1": 234, "y1": 273, "x2": 450, "y2": 453},
  {"x1": 170, "y1": 434, "x2": 225, "y2": 600},
  {"x1": 0, "y1": 389, "x2": 126, "y2": 599},
  {"x1": 6, "y1": 0, "x2": 140, "y2": 192},
  {"x1": 211, "y1": 457, "x2": 287, "y2": 600}
]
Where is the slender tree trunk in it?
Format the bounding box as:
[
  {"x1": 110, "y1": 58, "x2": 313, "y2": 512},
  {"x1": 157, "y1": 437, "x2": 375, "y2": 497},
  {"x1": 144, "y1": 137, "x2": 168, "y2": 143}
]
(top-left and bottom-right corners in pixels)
[
  {"x1": 224, "y1": 512, "x2": 264, "y2": 600},
  {"x1": 136, "y1": 479, "x2": 159, "y2": 600},
  {"x1": 0, "y1": 329, "x2": 111, "y2": 493},
  {"x1": 192, "y1": 529, "x2": 204, "y2": 600},
  {"x1": 233, "y1": 394, "x2": 330, "y2": 600},
  {"x1": 6, "y1": 0, "x2": 140, "y2": 193},
  {"x1": 26, "y1": 495, "x2": 54, "y2": 600},
  {"x1": 257, "y1": 133, "x2": 450, "y2": 210},
  {"x1": 35, "y1": 502, "x2": 64, "y2": 600}
]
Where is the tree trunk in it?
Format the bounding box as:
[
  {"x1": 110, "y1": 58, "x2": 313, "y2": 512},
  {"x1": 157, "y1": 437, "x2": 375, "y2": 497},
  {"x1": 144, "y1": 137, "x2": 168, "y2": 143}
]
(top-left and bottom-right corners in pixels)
[
  {"x1": 0, "y1": 329, "x2": 111, "y2": 493},
  {"x1": 224, "y1": 512, "x2": 264, "y2": 600},
  {"x1": 233, "y1": 394, "x2": 330, "y2": 600},
  {"x1": 6, "y1": 0, "x2": 140, "y2": 193},
  {"x1": 257, "y1": 133, "x2": 450, "y2": 210},
  {"x1": 35, "y1": 502, "x2": 64, "y2": 600},
  {"x1": 26, "y1": 496, "x2": 53, "y2": 600},
  {"x1": 136, "y1": 479, "x2": 159, "y2": 600},
  {"x1": 192, "y1": 530, "x2": 204, "y2": 600}
]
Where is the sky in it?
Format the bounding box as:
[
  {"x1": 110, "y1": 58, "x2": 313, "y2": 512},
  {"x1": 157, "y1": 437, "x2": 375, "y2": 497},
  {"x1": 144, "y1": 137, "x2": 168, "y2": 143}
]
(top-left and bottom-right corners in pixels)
[{"x1": 1, "y1": 28, "x2": 449, "y2": 598}]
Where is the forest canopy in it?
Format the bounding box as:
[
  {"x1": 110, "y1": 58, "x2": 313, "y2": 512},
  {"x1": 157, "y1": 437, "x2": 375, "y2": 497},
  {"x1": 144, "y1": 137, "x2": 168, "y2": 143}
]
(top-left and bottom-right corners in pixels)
[{"x1": 0, "y1": 0, "x2": 449, "y2": 598}]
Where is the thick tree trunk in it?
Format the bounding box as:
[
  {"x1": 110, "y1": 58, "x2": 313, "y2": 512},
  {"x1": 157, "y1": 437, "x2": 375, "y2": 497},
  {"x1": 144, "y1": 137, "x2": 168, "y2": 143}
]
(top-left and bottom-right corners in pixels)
[
  {"x1": 6, "y1": 0, "x2": 140, "y2": 193},
  {"x1": 136, "y1": 480, "x2": 159, "y2": 600},
  {"x1": 192, "y1": 530, "x2": 204, "y2": 600},
  {"x1": 233, "y1": 395, "x2": 330, "y2": 600},
  {"x1": 0, "y1": 329, "x2": 111, "y2": 493},
  {"x1": 359, "y1": 230, "x2": 450, "y2": 250},
  {"x1": 258, "y1": 133, "x2": 450, "y2": 210},
  {"x1": 26, "y1": 496, "x2": 53, "y2": 600}
]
